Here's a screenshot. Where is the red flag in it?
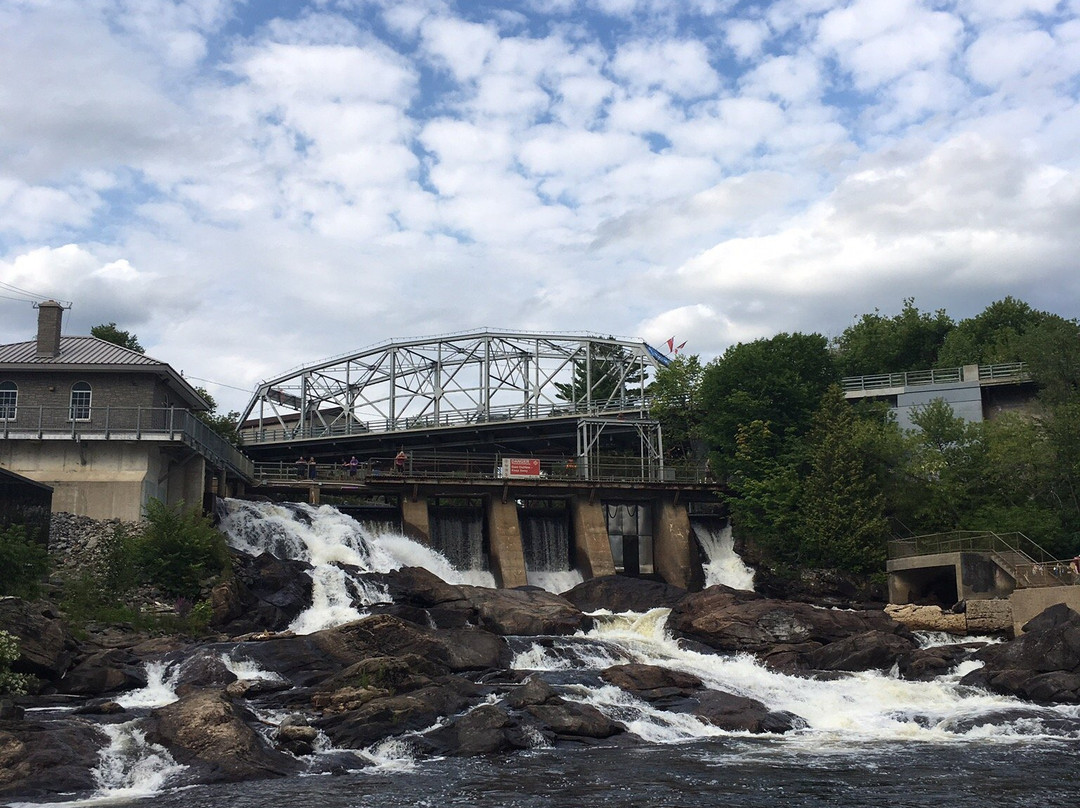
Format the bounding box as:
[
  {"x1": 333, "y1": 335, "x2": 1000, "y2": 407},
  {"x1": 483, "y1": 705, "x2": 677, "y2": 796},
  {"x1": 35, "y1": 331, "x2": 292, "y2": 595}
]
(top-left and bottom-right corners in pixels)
[
  {"x1": 675, "y1": 341, "x2": 687, "y2": 354},
  {"x1": 666, "y1": 337, "x2": 675, "y2": 353}
]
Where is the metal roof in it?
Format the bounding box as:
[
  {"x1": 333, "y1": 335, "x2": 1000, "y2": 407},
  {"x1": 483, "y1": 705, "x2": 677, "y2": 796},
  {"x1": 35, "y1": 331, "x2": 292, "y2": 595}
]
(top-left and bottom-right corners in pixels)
[
  {"x1": 0, "y1": 336, "x2": 210, "y2": 410},
  {"x1": 0, "y1": 336, "x2": 161, "y2": 366}
]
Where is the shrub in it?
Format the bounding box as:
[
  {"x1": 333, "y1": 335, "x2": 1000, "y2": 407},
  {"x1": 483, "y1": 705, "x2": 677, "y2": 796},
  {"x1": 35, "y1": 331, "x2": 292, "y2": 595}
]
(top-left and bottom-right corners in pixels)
[
  {"x1": 0, "y1": 524, "x2": 49, "y2": 599},
  {"x1": 0, "y1": 630, "x2": 31, "y2": 695},
  {"x1": 137, "y1": 499, "x2": 231, "y2": 600}
]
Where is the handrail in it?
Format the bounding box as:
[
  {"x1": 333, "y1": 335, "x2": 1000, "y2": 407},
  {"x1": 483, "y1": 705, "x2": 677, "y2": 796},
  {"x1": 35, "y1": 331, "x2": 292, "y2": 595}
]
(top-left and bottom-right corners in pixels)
[
  {"x1": 842, "y1": 362, "x2": 1029, "y2": 393},
  {"x1": 887, "y1": 529, "x2": 1056, "y2": 564},
  {"x1": 1, "y1": 405, "x2": 253, "y2": 481}
]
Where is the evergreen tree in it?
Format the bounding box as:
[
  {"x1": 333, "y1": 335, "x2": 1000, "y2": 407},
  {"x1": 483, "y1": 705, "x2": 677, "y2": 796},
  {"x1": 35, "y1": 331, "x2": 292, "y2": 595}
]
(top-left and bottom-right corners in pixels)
[{"x1": 554, "y1": 341, "x2": 645, "y2": 409}]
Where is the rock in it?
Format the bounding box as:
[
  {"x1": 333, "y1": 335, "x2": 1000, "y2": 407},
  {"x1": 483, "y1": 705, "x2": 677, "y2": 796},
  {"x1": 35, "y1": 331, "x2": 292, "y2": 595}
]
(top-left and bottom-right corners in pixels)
[
  {"x1": 458, "y1": 586, "x2": 587, "y2": 636},
  {"x1": 0, "y1": 720, "x2": 103, "y2": 798},
  {"x1": 225, "y1": 678, "x2": 291, "y2": 699},
  {"x1": 561, "y1": 576, "x2": 686, "y2": 613},
  {"x1": 419, "y1": 704, "x2": 535, "y2": 756},
  {"x1": 172, "y1": 651, "x2": 238, "y2": 694},
  {"x1": 317, "y1": 678, "x2": 481, "y2": 749},
  {"x1": 898, "y1": 643, "x2": 984, "y2": 681},
  {"x1": 211, "y1": 552, "x2": 313, "y2": 634},
  {"x1": 0, "y1": 597, "x2": 78, "y2": 681},
  {"x1": 437, "y1": 628, "x2": 511, "y2": 673},
  {"x1": 73, "y1": 699, "x2": 126, "y2": 715},
  {"x1": 317, "y1": 654, "x2": 443, "y2": 698},
  {"x1": 681, "y1": 689, "x2": 802, "y2": 734},
  {"x1": 58, "y1": 649, "x2": 147, "y2": 696},
  {"x1": 885, "y1": 603, "x2": 966, "y2": 635},
  {"x1": 667, "y1": 587, "x2": 906, "y2": 657},
  {"x1": 0, "y1": 700, "x2": 23, "y2": 721},
  {"x1": 145, "y1": 689, "x2": 299, "y2": 783},
  {"x1": 803, "y1": 630, "x2": 917, "y2": 672},
  {"x1": 600, "y1": 664, "x2": 703, "y2": 699},
  {"x1": 965, "y1": 599, "x2": 1012, "y2": 635},
  {"x1": 506, "y1": 676, "x2": 559, "y2": 708},
  {"x1": 963, "y1": 604, "x2": 1080, "y2": 702},
  {"x1": 524, "y1": 701, "x2": 624, "y2": 740},
  {"x1": 275, "y1": 722, "x2": 319, "y2": 755}
]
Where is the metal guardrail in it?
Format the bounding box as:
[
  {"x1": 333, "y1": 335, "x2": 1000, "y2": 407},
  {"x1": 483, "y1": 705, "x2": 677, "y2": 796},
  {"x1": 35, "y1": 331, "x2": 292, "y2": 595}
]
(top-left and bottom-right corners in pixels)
[
  {"x1": 842, "y1": 362, "x2": 1029, "y2": 393},
  {"x1": 1, "y1": 406, "x2": 254, "y2": 481},
  {"x1": 253, "y1": 451, "x2": 711, "y2": 486},
  {"x1": 241, "y1": 397, "x2": 653, "y2": 445},
  {"x1": 887, "y1": 529, "x2": 1079, "y2": 589},
  {"x1": 887, "y1": 529, "x2": 1056, "y2": 563}
]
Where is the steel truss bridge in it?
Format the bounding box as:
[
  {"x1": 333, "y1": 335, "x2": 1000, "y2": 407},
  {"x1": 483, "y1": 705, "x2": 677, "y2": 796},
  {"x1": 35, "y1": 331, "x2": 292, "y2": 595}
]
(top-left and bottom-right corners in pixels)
[{"x1": 239, "y1": 331, "x2": 674, "y2": 479}]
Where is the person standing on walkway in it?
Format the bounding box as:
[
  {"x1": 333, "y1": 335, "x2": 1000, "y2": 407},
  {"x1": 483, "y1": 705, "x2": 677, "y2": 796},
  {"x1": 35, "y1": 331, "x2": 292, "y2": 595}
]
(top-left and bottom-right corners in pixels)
[
  {"x1": 395, "y1": 449, "x2": 407, "y2": 474},
  {"x1": 308, "y1": 457, "x2": 318, "y2": 480}
]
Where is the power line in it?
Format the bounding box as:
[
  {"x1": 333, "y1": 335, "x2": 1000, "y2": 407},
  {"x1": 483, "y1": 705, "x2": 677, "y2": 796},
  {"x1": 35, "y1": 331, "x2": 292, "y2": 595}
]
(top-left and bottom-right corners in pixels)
[{"x1": 182, "y1": 375, "x2": 253, "y2": 394}]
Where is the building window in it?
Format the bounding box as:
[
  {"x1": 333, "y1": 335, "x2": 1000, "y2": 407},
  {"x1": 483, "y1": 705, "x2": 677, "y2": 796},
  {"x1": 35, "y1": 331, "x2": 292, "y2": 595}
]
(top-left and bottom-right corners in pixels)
[
  {"x1": 0, "y1": 381, "x2": 15, "y2": 420},
  {"x1": 70, "y1": 381, "x2": 92, "y2": 421}
]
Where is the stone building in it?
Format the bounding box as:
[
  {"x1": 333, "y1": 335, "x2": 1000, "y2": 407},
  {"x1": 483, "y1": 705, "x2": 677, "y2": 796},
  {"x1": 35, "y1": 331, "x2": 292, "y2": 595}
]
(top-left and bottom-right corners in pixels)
[{"x1": 0, "y1": 301, "x2": 251, "y2": 520}]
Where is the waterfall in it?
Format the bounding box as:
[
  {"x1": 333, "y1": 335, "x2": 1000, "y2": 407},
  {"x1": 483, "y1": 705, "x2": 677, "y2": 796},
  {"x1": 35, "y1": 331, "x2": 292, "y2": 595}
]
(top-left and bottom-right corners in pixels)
[
  {"x1": 428, "y1": 505, "x2": 486, "y2": 572},
  {"x1": 521, "y1": 509, "x2": 583, "y2": 593},
  {"x1": 692, "y1": 518, "x2": 755, "y2": 591},
  {"x1": 87, "y1": 722, "x2": 187, "y2": 802},
  {"x1": 217, "y1": 499, "x2": 495, "y2": 634}
]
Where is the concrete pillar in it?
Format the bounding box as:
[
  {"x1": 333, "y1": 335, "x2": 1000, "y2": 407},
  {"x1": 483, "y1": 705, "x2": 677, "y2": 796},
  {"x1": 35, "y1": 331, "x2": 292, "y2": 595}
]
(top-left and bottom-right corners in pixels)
[
  {"x1": 401, "y1": 496, "x2": 432, "y2": 546},
  {"x1": 570, "y1": 496, "x2": 615, "y2": 579},
  {"x1": 487, "y1": 498, "x2": 528, "y2": 588},
  {"x1": 308, "y1": 483, "x2": 319, "y2": 505},
  {"x1": 654, "y1": 497, "x2": 694, "y2": 589}
]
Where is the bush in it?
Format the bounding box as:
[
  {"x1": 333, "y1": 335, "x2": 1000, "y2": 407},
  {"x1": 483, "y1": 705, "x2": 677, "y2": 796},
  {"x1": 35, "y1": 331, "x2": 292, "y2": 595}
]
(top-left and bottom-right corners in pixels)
[
  {"x1": 0, "y1": 630, "x2": 31, "y2": 695},
  {"x1": 137, "y1": 499, "x2": 231, "y2": 600},
  {"x1": 0, "y1": 524, "x2": 49, "y2": 599}
]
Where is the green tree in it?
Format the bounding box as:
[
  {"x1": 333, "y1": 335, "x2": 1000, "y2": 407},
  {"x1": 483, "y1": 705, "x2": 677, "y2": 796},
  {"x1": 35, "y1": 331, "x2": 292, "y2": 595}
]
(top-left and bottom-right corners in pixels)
[
  {"x1": 554, "y1": 341, "x2": 646, "y2": 409},
  {"x1": 935, "y1": 296, "x2": 1047, "y2": 367},
  {"x1": 648, "y1": 354, "x2": 705, "y2": 459},
  {"x1": 91, "y1": 322, "x2": 145, "y2": 353},
  {"x1": 833, "y1": 299, "x2": 953, "y2": 377},
  {"x1": 797, "y1": 387, "x2": 889, "y2": 573},
  {"x1": 0, "y1": 631, "x2": 31, "y2": 695},
  {"x1": 137, "y1": 499, "x2": 231, "y2": 600},
  {"x1": 1017, "y1": 316, "x2": 1080, "y2": 405},
  {"x1": 0, "y1": 524, "x2": 49, "y2": 599},
  {"x1": 699, "y1": 332, "x2": 837, "y2": 476},
  {"x1": 194, "y1": 387, "x2": 243, "y2": 447}
]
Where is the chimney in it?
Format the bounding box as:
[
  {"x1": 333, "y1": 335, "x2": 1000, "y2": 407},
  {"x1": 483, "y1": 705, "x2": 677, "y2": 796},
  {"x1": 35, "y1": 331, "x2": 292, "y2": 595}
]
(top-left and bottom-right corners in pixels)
[{"x1": 35, "y1": 300, "x2": 64, "y2": 358}]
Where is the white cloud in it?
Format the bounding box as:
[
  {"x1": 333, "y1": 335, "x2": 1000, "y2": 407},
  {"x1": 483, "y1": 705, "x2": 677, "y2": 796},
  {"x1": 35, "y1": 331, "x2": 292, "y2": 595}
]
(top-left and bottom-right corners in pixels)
[{"x1": 611, "y1": 39, "x2": 722, "y2": 98}]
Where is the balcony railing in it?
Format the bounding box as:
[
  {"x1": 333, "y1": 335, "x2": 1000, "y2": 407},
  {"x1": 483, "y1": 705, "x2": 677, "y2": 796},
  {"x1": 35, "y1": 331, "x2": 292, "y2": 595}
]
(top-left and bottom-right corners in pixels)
[
  {"x1": 842, "y1": 362, "x2": 1029, "y2": 394},
  {"x1": 1, "y1": 406, "x2": 253, "y2": 481}
]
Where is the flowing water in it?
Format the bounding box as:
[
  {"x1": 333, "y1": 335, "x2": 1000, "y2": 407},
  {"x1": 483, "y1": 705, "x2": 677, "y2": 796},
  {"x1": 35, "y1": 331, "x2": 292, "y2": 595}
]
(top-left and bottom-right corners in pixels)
[
  {"x1": 14, "y1": 501, "x2": 1080, "y2": 807},
  {"x1": 693, "y1": 518, "x2": 755, "y2": 591}
]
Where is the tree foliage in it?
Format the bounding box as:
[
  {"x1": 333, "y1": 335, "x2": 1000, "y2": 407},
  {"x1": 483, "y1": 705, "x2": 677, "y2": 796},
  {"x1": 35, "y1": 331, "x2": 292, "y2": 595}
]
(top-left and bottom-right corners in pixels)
[
  {"x1": 833, "y1": 299, "x2": 953, "y2": 377},
  {"x1": 0, "y1": 524, "x2": 49, "y2": 599},
  {"x1": 648, "y1": 354, "x2": 705, "y2": 459},
  {"x1": 554, "y1": 341, "x2": 646, "y2": 408},
  {"x1": 137, "y1": 499, "x2": 231, "y2": 600},
  {"x1": 936, "y1": 296, "x2": 1046, "y2": 367},
  {"x1": 91, "y1": 322, "x2": 145, "y2": 353},
  {"x1": 194, "y1": 386, "x2": 243, "y2": 447}
]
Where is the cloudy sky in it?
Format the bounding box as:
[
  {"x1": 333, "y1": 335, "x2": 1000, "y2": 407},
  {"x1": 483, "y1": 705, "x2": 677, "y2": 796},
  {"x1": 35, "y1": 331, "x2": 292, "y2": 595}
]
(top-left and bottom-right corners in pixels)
[{"x1": 1, "y1": 0, "x2": 1078, "y2": 411}]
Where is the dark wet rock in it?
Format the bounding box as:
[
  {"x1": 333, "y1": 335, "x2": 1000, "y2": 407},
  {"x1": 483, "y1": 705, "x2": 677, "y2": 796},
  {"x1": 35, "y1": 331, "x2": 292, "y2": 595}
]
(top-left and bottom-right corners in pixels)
[
  {"x1": 318, "y1": 653, "x2": 443, "y2": 697},
  {"x1": 667, "y1": 587, "x2": 906, "y2": 657},
  {"x1": 275, "y1": 718, "x2": 319, "y2": 756},
  {"x1": 962, "y1": 604, "x2": 1080, "y2": 703},
  {"x1": 437, "y1": 628, "x2": 511, "y2": 673},
  {"x1": 898, "y1": 643, "x2": 985, "y2": 681},
  {"x1": 317, "y1": 677, "x2": 481, "y2": 749},
  {"x1": 561, "y1": 576, "x2": 687, "y2": 613},
  {"x1": 0, "y1": 597, "x2": 78, "y2": 681},
  {"x1": 225, "y1": 677, "x2": 292, "y2": 699},
  {"x1": 58, "y1": 648, "x2": 147, "y2": 696},
  {"x1": 755, "y1": 567, "x2": 886, "y2": 608},
  {"x1": 0, "y1": 700, "x2": 22, "y2": 721},
  {"x1": 524, "y1": 701, "x2": 625, "y2": 740},
  {"x1": 458, "y1": 586, "x2": 587, "y2": 636},
  {"x1": 73, "y1": 699, "x2": 126, "y2": 715},
  {"x1": 419, "y1": 704, "x2": 536, "y2": 756},
  {"x1": 211, "y1": 552, "x2": 313, "y2": 635},
  {"x1": 600, "y1": 663, "x2": 703, "y2": 699},
  {"x1": 506, "y1": 675, "x2": 560, "y2": 708},
  {"x1": 681, "y1": 690, "x2": 802, "y2": 734},
  {"x1": 172, "y1": 651, "x2": 239, "y2": 695},
  {"x1": 0, "y1": 719, "x2": 103, "y2": 798},
  {"x1": 803, "y1": 630, "x2": 917, "y2": 673},
  {"x1": 145, "y1": 689, "x2": 299, "y2": 783}
]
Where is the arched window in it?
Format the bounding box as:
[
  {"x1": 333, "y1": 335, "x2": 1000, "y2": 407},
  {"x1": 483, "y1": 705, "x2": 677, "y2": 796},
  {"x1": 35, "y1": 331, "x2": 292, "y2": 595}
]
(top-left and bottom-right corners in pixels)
[
  {"x1": 0, "y1": 381, "x2": 16, "y2": 420},
  {"x1": 70, "y1": 381, "x2": 92, "y2": 421}
]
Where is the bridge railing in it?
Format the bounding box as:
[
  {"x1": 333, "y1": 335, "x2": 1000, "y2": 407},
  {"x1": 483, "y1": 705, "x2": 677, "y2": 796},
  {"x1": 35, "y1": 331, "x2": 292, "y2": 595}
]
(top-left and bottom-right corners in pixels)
[
  {"x1": 240, "y1": 397, "x2": 654, "y2": 445},
  {"x1": 253, "y1": 452, "x2": 711, "y2": 485},
  {"x1": 1, "y1": 405, "x2": 253, "y2": 481},
  {"x1": 842, "y1": 362, "x2": 1028, "y2": 393}
]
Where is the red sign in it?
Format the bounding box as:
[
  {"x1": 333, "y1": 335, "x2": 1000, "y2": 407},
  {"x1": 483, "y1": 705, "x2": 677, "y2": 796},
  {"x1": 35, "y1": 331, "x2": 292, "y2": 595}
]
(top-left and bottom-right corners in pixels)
[{"x1": 503, "y1": 458, "x2": 541, "y2": 477}]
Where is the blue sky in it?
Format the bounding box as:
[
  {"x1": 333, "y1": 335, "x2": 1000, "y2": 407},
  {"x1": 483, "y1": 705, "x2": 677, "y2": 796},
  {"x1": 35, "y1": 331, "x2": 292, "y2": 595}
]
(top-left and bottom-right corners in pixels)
[{"x1": 1, "y1": 0, "x2": 1078, "y2": 410}]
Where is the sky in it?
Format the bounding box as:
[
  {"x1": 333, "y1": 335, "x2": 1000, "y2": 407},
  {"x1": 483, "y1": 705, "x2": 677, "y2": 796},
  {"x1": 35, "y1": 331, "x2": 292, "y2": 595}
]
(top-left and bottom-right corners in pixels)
[{"x1": 1, "y1": 0, "x2": 1078, "y2": 413}]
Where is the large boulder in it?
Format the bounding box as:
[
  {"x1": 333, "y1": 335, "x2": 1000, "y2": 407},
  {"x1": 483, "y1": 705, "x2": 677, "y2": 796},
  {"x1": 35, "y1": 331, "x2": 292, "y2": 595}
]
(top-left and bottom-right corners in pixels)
[
  {"x1": 418, "y1": 704, "x2": 535, "y2": 756},
  {"x1": 667, "y1": 586, "x2": 906, "y2": 658},
  {"x1": 898, "y1": 643, "x2": 985, "y2": 681},
  {"x1": 458, "y1": 586, "x2": 587, "y2": 636},
  {"x1": 561, "y1": 576, "x2": 686, "y2": 614},
  {"x1": 57, "y1": 649, "x2": 148, "y2": 696},
  {"x1": 962, "y1": 604, "x2": 1080, "y2": 702},
  {"x1": 0, "y1": 720, "x2": 102, "y2": 798},
  {"x1": 210, "y1": 552, "x2": 313, "y2": 634},
  {"x1": 145, "y1": 689, "x2": 298, "y2": 783},
  {"x1": 803, "y1": 630, "x2": 917, "y2": 673},
  {"x1": 0, "y1": 597, "x2": 78, "y2": 682}
]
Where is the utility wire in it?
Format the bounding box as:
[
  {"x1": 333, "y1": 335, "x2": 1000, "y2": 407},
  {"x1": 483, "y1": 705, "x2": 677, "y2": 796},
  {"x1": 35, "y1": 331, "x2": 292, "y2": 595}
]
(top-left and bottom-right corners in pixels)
[{"x1": 182, "y1": 375, "x2": 253, "y2": 394}]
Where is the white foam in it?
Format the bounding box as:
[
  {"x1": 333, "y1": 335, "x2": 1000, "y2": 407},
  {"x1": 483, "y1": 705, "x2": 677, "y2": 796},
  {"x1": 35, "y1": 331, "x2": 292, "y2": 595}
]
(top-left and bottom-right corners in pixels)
[
  {"x1": 114, "y1": 662, "x2": 180, "y2": 709},
  {"x1": 694, "y1": 520, "x2": 755, "y2": 591},
  {"x1": 527, "y1": 569, "x2": 584, "y2": 594}
]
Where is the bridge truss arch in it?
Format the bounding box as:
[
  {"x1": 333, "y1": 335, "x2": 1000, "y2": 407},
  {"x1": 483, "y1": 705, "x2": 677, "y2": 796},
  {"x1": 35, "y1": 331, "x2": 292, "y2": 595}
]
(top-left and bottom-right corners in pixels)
[{"x1": 241, "y1": 330, "x2": 671, "y2": 446}]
